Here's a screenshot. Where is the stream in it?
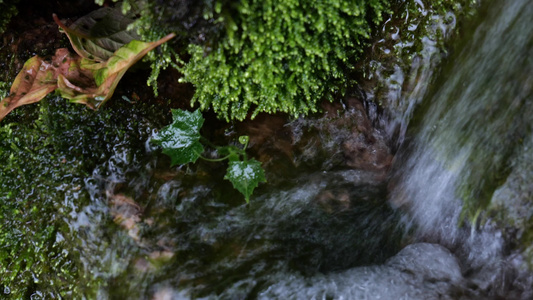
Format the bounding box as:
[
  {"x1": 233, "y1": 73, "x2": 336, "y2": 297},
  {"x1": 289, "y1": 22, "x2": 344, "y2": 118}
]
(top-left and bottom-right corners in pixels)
[{"x1": 3, "y1": 0, "x2": 533, "y2": 299}]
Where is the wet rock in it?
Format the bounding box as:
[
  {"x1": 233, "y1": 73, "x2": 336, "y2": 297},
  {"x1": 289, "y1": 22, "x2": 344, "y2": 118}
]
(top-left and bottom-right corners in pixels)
[
  {"x1": 235, "y1": 97, "x2": 393, "y2": 184},
  {"x1": 337, "y1": 98, "x2": 393, "y2": 173},
  {"x1": 386, "y1": 243, "x2": 463, "y2": 284},
  {"x1": 235, "y1": 112, "x2": 294, "y2": 166},
  {"x1": 314, "y1": 189, "x2": 351, "y2": 214},
  {"x1": 107, "y1": 191, "x2": 143, "y2": 240},
  {"x1": 257, "y1": 243, "x2": 465, "y2": 300}
]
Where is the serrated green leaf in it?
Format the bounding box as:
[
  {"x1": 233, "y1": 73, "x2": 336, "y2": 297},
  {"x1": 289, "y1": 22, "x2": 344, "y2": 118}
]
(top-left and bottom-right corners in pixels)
[
  {"x1": 152, "y1": 109, "x2": 205, "y2": 166},
  {"x1": 224, "y1": 159, "x2": 266, "y2": 203}
]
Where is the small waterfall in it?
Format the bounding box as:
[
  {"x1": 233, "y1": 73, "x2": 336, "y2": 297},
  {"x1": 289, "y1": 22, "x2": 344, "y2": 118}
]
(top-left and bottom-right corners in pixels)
[{"x1": 389, "y1": 0, "x2": 533, "y2": 297}]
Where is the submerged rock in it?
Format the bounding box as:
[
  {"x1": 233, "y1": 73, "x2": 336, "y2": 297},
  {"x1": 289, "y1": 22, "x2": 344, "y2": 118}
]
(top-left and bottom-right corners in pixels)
[
  {"x1": 338, "y1": 98, "x2": 393, "y2": 173},
  {"x1": 257, "y1": 243, "x2": 465, "y2": 300},
  {"x1": 235, "y1": 96, "x2": 393, "y2": 185}
]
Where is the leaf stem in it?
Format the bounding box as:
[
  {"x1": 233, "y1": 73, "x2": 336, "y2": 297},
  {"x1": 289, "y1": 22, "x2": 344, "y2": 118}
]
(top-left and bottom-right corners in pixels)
[
  {"x1": 198, "y1": 154, "x2": 231, "y2": 162},
  {"x1": 200, "y1": 136, "x2": 218, "y2": 148}
]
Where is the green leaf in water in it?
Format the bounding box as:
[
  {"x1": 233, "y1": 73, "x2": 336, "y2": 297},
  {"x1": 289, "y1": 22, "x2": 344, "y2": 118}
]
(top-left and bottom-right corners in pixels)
[
  {"x1": 152, "y1": 108, "x2": 266, "y2": 201},
  {"x1": 224, "y1": 159, "x2": 266, "y2": 203},
  {"x1": 152, "y1": 109, "x2": 205, "y2": 166}
]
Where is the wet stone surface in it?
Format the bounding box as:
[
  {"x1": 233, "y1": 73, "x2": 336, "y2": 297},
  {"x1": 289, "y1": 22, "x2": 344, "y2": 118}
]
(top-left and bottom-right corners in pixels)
[
  {"x1": 257, "y1": 243, "x2": 466, "y2": 300},
  {"x1": 234, "y1": 96, "x2": 394, "y2": 186}
]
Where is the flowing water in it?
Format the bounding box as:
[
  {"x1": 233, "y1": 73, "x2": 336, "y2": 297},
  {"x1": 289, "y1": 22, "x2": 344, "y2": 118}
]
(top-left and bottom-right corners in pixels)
[
  {"x1": 255, "y1": 0, "x2": 533, "y2": 297},
  {"x1": 71, "y1": 0, "x2": 533, "y2": 298},
  {"x1": 3, "y1": 0, "x2": 533, "y2": 299},
  {"x1": 386, "y1": 0, "x2": 533, "y2": 298}
]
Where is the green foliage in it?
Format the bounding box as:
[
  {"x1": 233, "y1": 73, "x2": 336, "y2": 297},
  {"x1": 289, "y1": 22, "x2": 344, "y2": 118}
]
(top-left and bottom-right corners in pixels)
[
  {"x1": 101, "y1": 0, "x2": 477, "y2": 121},
  {"x1": 101, "y1": 0, "x2": 388, "y2": 120},
  {"x1": 151, "y1": 109, "x2": 204, "y2": 165},
  {"x1": 224, "y1": 159, "x2": 266, "y2": 203},
  {"x1": 181, "y1": 0, "x2": 389, "y2": 120},
  {"x1": 152, "y1": 108, "x2": 266, "y2": 202},
  {"x1": 97, "y1": 0, "x2": 217, "y2": 96}
]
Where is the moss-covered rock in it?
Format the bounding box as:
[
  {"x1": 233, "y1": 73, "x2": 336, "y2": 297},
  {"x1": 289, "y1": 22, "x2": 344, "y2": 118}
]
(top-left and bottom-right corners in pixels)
[
  {"x1": 100, "y1": 0, "x2": 479, "y2": 122},
  {"x1": 0, "y1": 100, "x2": 102, "y2": 298},
  {"x1": 0, "y1": 94, "x2": 170, "y2": 297}
]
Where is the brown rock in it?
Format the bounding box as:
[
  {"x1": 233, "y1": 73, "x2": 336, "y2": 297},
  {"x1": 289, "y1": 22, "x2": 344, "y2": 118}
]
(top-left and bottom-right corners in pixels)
[{"x1": 233, "y1": 97, "x2": 393, "y2": 181}]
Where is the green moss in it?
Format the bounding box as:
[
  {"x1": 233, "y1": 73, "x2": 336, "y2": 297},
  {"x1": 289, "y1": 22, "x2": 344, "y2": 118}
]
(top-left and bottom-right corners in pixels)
[
  {"x1": 100, "y1": 0, "x2": 388, "y2": 120},
  {"x1": 0, "y1": 95, "x2": 168, "y2": 298},
  {"x1": 97, "y1": 0, "x2": 479, "y2": 121},
  {"x1": 0, "y1": 103, "x2": 93, "y2": 298},
  {"x1": 97, "y1": 0, "x2": 220, "y2": 96},
  {"x1": 181, "y1": 0, "x2": 388, "y2": 120}
]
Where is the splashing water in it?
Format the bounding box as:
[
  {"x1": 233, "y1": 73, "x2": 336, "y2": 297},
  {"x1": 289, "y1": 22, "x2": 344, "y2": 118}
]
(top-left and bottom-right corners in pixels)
[
  {"x1": 5, "y1": 0, "x2": 533, "y2": 298},
  {"x1": 65, "y1": 0, "x2": 533, "y2": 298},
  {"x1": 388, "y1": 0, "x2": 533, "y2": 298}
]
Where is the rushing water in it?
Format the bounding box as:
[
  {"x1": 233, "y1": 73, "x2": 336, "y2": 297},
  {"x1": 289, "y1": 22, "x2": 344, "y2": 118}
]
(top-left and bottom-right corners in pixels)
[
  {"x1": 73, "y1": 0, "x2": 532, "y2": 299},
  {"x1": 4, "y1": 0, "x2": 533, "y2": 298},
  {"x1": 255, "y1": 0, "x2": 533, "y2": 297},
  {"x1": 386, "y1": 0, "x2": 533, "y2": 298}
]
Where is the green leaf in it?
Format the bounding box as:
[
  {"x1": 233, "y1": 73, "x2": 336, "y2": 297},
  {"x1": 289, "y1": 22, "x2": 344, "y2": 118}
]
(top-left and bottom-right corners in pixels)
[
  {"x1": 224, "y1": 159, "x2": 266, "y2": 203},
  {"x1": 152, "y1": 109, "x2": 205, "y2": 166},
  {"x1": 53, "y1": 6, "x2": 141, "y2": 62}
]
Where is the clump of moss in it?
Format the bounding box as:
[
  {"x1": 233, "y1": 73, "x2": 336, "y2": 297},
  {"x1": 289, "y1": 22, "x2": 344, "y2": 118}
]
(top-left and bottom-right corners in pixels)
[
  {"x1": 97, "y1": 0, "x2": 224, "y2": 96},
  {"x1": 181, "y1": 0, "x2": 389, "y2": 120},
  {"x1": 134, "y1": 0, "x2": 224, "y2": 96},
  {"x1": 0, "y1": 101, "x2": 96, "y2": 298},
  {"x1": 100, "y1": 0, "x2": 388, "y2": 120},
  {"x1": 0, "y1": 95, "x2": 168, "y2": 298}
]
